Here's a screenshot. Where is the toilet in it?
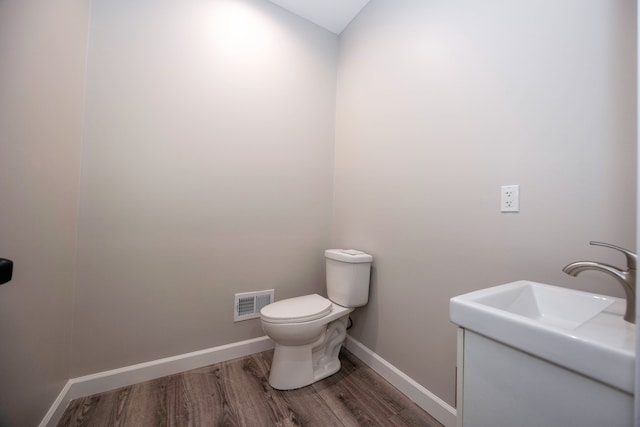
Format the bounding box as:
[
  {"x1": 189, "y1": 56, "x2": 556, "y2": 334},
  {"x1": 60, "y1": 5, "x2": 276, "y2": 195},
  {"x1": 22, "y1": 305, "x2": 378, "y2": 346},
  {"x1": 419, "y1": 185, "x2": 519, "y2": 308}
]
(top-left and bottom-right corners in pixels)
[{"x1": 260, "y1": 249, "x2": 373, "y2": 390}]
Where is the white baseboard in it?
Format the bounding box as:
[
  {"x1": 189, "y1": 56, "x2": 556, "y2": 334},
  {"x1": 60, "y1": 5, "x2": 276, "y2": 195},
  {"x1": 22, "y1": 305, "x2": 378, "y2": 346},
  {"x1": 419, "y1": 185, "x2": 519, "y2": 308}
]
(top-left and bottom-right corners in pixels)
[
  {"x1": 39, "y1": 336, "x2": 275, "y2": 427},
  {"x1": 344, "y1": 335, "x2": 457, "y2": 427}
]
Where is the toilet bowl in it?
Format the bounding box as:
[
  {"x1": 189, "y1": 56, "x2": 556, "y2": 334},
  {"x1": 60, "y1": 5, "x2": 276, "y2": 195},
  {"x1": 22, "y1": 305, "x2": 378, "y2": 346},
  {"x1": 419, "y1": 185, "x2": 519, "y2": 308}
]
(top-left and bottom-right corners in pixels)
[
  {"x1": 261, "y1": 294, "x2": 354, "y2": 390},
  {"x1": 260, "y1": 249, "x2": 372, "y2": 390}
]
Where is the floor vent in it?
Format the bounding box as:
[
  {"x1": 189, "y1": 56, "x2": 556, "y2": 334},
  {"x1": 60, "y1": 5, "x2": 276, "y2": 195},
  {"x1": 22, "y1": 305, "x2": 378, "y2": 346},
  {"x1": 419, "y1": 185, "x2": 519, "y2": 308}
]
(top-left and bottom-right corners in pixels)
[{"x1": 234, "y1": 289, "x2": 274, "y2": 322}]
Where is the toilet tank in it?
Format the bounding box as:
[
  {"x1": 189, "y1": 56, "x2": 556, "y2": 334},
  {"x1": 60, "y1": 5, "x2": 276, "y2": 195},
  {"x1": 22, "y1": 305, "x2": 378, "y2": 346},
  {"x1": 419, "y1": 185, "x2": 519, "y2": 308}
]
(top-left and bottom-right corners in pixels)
[{"x1": 325, "y1": 249, "x2": 373, "y2": 307}]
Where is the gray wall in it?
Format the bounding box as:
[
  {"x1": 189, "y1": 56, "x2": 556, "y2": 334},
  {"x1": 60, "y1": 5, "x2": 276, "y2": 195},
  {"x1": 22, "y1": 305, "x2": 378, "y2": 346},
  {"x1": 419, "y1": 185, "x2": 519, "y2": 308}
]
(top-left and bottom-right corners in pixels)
[
  {"x1": 1, "y1": 0, "x2": 637, "y2": 423},
  {"x1": 0, "y1": 0, "x2": 89, "y2": 425},
  {"x1": 71, "y1": 0, "x2": 339, "y2": 376},
  {"x1": 334, "y1": 0, "x2": 637, "y2": 406}
]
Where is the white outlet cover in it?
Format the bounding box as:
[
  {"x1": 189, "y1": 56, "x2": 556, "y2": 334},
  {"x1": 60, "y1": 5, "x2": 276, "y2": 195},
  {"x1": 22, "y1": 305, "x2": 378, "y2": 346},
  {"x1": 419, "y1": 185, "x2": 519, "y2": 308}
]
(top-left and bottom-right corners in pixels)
[{"x1": 501, "y1": 185, "x2": 520, "y2": 212}]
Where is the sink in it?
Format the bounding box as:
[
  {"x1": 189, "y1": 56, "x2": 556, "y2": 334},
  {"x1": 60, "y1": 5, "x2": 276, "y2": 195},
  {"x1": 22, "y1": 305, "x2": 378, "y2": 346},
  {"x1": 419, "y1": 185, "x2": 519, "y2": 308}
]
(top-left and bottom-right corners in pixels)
[
  {"x1": 450, "y1": 280, "x2": 635, "y2": 393},
  {"x1": 472, "y1": 281, "x2": 614, "y2": 329}
]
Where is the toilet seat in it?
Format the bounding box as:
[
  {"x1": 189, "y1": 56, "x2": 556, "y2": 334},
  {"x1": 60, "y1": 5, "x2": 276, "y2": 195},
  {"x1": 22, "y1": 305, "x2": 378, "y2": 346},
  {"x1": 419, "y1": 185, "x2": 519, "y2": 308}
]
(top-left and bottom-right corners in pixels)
[{"x1": 260, "y1": 294, "x2": 332, "y2": 324}]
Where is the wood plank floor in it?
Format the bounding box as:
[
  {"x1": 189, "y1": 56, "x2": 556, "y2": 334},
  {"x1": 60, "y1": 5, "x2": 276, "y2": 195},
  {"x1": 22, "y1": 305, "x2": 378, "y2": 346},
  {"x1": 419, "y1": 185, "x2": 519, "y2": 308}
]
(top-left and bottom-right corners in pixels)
[{"x1": 57, "y1": 348, "x2": 444, "y2": 427}]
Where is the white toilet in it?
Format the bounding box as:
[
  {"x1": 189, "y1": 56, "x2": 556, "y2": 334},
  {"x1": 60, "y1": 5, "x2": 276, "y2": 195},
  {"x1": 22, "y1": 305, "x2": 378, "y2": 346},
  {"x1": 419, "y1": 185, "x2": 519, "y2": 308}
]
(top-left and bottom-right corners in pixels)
[{"x1": 260, "y1": 249, "x2": 373, "y2": 390}]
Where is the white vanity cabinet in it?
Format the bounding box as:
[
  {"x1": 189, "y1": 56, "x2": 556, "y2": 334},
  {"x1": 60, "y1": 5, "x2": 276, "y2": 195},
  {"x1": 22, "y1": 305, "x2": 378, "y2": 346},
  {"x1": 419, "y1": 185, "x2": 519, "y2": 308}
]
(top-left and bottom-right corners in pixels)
[
  {"x1": 456, "y1": 328, "x2": 633, "y2": 427},
  {"x1": 450, "y1": 281, "x2": 635, "y2": 427}
]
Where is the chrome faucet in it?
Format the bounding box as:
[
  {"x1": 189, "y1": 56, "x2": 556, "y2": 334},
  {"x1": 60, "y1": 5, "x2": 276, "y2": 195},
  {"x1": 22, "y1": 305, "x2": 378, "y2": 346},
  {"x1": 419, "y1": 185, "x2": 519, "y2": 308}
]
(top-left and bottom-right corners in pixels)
[{"x1": 562, "y1": 241, "x2": 636, "y2": 324}]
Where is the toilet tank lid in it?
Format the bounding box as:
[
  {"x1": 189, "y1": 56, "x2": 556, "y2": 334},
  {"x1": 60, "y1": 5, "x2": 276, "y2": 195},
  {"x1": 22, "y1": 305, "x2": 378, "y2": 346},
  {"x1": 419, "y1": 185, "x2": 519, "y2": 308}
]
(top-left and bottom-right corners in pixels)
[{"x1": 325, "y1": 249, "x2": 373, "y2": 263}]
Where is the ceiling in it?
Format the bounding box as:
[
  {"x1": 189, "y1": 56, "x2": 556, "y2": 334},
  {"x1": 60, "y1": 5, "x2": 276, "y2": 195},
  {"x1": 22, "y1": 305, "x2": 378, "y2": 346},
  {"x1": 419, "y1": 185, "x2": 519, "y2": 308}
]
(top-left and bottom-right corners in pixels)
[{"x1": 266, "y1": 0, "x2": 370, "y2": 34}]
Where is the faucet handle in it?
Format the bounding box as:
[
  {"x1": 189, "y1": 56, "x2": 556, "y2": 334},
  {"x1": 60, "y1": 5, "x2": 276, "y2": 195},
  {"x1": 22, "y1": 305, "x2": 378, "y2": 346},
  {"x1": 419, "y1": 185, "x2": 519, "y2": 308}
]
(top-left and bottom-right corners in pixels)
[{"x1": 590, "y1": 241, "x2": 637, "y2": 270}]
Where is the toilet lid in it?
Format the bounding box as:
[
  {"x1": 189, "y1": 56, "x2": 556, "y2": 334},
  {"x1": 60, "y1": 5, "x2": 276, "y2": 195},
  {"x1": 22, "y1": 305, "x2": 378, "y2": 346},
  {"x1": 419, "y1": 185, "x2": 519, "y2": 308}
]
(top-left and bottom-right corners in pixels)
[{"x1": 260, "y1": 294, "x2": 332, "y2": 324}]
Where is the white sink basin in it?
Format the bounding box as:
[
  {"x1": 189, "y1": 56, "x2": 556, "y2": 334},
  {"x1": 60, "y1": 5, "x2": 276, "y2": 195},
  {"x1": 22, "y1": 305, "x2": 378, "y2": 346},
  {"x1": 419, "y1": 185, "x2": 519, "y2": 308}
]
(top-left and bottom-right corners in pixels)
[
  {"x1": 450, "y1": 280, "x2": 635, "y2": 393},
  {"x1": 472, "y1": 281, "x2": 614, "y2": 329}
]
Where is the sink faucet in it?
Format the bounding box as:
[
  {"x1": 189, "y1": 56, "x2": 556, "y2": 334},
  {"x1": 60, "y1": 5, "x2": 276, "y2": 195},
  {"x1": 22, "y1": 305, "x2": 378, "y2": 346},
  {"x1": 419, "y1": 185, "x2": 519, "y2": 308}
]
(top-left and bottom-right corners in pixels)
[{"x1": 562, "y1": 241, "x2": 636, "y2": 324}]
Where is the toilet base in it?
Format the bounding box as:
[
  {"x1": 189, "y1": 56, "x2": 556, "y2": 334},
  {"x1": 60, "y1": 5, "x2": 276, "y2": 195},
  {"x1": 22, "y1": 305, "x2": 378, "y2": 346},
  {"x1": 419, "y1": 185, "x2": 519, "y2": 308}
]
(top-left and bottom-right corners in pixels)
[{"x1": 268, "y1": 315, "x2": 349, "y2": 390}]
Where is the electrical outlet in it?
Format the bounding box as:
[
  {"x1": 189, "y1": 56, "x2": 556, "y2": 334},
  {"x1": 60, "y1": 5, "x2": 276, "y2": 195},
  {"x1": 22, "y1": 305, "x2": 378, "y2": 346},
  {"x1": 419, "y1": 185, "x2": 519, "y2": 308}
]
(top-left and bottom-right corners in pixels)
[{"x1": 501, "y1": 185, "x2": 519, "y2": 212}]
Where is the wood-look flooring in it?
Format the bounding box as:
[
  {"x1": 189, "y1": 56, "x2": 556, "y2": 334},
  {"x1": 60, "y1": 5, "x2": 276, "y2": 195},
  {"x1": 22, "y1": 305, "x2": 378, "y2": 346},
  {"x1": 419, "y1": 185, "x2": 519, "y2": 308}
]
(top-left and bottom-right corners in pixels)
[{"x1": 57, "y1": 348, "x2": 444, "y2": 427}]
